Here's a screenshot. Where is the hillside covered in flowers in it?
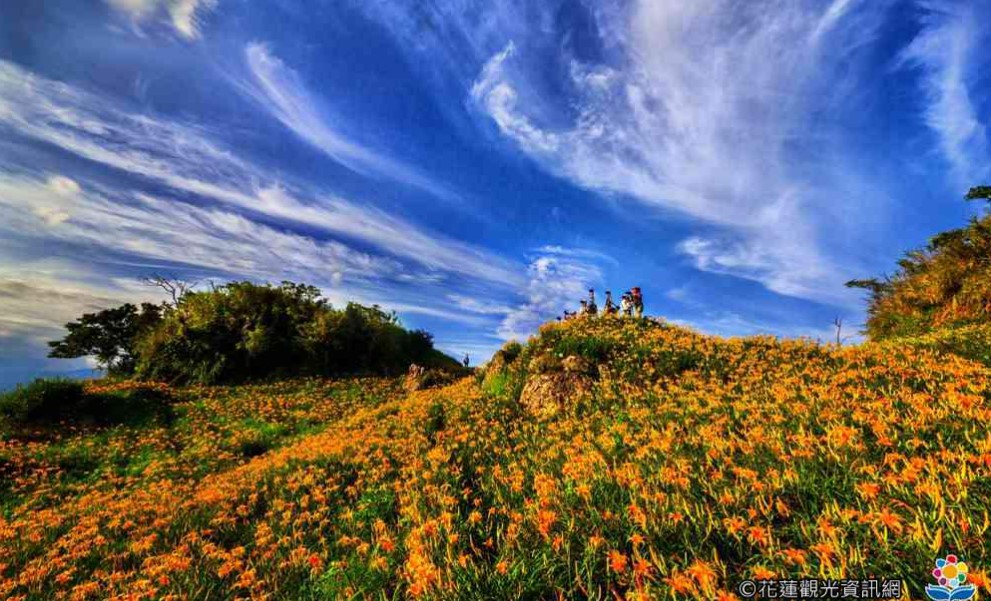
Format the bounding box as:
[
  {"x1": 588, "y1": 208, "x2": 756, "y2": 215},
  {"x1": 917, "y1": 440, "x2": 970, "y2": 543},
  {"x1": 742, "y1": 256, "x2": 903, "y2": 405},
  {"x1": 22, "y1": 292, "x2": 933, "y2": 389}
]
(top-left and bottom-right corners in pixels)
[{"x1": 2, "y1": 316, "x2": 991, "y2": 599}]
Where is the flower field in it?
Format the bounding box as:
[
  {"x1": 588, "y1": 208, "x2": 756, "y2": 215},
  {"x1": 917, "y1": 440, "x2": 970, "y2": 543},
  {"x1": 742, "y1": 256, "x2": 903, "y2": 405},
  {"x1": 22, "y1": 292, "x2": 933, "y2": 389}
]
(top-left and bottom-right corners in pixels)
[{"x1": 3, "y1": 317, "x2": 991, "y2": 599}]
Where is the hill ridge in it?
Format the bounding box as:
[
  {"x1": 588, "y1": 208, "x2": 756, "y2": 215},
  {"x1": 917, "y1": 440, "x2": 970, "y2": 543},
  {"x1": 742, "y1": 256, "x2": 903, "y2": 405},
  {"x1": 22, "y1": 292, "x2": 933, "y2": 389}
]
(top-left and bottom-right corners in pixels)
[{"x1": 3, "y1": 318, "x2": 991, "y2": 598}]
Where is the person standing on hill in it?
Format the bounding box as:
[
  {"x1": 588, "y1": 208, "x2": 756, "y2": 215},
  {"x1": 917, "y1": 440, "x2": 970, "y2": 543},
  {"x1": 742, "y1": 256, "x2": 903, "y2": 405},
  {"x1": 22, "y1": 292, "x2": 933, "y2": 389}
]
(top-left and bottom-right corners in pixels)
[
  {"x1": 463, "y1": 353, "x2": 470, "y2": 368},
  {"x1": 604, "y1": 291, "x2": 617, "y2": 316},
  {"x1": 631, "y1": 287, "x2": 644, "y2": 318},
  {"x1": 587, "y1": 289, "x2": 598, "y2": 316},
  {"x1": 620, "y1": 291, "x2": 633, "y2": 317}
]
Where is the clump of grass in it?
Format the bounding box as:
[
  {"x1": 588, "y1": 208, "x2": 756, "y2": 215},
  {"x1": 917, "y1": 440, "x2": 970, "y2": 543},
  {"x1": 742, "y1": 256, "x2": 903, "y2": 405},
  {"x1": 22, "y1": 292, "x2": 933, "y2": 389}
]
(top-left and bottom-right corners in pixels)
[
  {"x1": 424, "y1": 401, "x2": 446, "y2": 443},
  {"x1": 233, "y1": 419, "x2": 289, "y2": 458},
  {"x1": 87, "y1": 386, "x2": 176, "y2": 426}
]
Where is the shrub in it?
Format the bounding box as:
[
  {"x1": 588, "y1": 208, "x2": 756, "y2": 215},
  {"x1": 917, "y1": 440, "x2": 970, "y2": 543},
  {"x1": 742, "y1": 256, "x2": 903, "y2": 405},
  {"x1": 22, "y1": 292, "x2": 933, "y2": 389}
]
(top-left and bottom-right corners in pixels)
[
  {"x1": 888, "y1": 322, "x2": 991, "y2": 367},
  {"x1": 846, "y1": 185, "x2": 991, "y2": 339},
  {"x1": 0, "y1": 378, "x2": 85, "y2": 425},
  {"x1": 0, "y1": 379, "x2": 174, "y2": 428},
  {"x1": 406, "y1": 368, "x2": 461, "y2": 392},
  {"x1": 497, "y1": 341, "x2": 524, "y2": 365},
  {"x1": 84, "y1": 386, "x2": 175, "y2": 426},
  {"x1": 480, "y1": 340, "x2": 529, "y2": 400}
]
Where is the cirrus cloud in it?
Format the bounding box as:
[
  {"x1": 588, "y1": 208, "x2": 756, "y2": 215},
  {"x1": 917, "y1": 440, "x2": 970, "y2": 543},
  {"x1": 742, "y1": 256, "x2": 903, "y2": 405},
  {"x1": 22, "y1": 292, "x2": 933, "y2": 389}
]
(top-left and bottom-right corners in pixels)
[
  {"x1": 104, "y1": 0, "x2": 217, "y2": 39},
  {"x1": 468, "y1": 0, "x2": 896, "y2": 304}
]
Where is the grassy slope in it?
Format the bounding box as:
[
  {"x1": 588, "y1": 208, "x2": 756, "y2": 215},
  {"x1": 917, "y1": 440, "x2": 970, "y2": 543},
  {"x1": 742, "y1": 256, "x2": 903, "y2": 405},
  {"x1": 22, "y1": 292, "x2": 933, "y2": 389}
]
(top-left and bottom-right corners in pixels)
[{"x1": 3, "y1": 318, "x2": 991, "y2": 599}]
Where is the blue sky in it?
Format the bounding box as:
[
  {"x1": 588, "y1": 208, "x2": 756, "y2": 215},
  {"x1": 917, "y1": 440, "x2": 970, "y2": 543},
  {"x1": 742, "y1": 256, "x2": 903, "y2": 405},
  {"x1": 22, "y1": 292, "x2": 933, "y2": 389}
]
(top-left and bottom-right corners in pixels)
[{"x1": 0, "y1": 0, "x2": 989, "y2": 387}]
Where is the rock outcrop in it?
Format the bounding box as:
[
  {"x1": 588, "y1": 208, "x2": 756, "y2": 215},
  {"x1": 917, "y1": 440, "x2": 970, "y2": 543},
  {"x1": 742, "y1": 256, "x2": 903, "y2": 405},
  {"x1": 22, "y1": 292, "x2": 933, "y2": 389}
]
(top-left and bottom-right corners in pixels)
[{"x1": 519, "y1": 354, "x2": 595, "y2": 417}]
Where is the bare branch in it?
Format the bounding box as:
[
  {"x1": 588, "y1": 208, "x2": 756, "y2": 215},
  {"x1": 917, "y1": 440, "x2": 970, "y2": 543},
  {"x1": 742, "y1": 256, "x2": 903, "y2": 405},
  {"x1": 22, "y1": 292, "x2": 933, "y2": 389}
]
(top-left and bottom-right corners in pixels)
[{"x1": 142, "y1": 274, "x2": 196, "y2": 307}]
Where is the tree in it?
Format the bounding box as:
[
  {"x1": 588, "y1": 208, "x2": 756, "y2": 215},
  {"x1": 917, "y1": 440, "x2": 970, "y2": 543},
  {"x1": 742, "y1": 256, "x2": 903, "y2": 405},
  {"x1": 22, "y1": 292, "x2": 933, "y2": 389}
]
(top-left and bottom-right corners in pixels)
[
  {"x1": 142, "y1": 275, "x2": 195, "y2": 307},
  {"x1": 965, "y1": 186, "x2": 991, "y2": 202},
  {"x1": 47, "y1": 303, "x2": 162, "y2": 375},
  {"x1": 47, "y1": 280, "x2": 458, "y2": 385}
]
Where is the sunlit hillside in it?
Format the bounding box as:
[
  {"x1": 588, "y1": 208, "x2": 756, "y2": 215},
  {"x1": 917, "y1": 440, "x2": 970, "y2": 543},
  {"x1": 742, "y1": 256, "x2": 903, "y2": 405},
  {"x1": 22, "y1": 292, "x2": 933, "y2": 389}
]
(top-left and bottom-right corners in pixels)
[
  {"x1": 3, "y1": 317, "x2": 991, "y2": 599},
  {"x1": 847, "y1": 187, "x2": 991, "y2": 344}
]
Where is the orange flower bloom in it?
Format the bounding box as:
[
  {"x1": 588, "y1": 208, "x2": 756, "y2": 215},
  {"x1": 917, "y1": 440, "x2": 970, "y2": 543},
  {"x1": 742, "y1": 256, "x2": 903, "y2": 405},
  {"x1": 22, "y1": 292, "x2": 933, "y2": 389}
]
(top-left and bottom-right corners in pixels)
[
  {"x1": 608, "y1": 550, "x2": 628, "y2": 574},
  {"x1": 686, "y1": 560, "x2": 718, "y2": 589},
  {"x1": 752, "y1": 566, "x2": 776, "y2": 580},
  {"x1": 781, "y1": 548, "x2": 808, "y2": 566},
  {"x1": 748, "y1": 526, "x2": 769, "y2": 547},
  {"x1": 632, "y1": 558, "x2": 654, "y2": 580},
  {"x1": 664, "y1": 571, "x2": 696, "y2": 594}
]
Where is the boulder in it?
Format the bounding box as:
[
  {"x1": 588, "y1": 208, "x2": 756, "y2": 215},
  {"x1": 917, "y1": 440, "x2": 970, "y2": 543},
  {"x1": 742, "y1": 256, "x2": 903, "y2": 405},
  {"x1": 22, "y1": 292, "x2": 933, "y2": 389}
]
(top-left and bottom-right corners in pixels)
[
  {"x1": 527, "y1": 353, "x2": 560, "y2": 374},
  {"x1": 403, "y1": 363, "x2": 426, "y2": 392},
  {"x1": 561, "y1": 354, "x2": 592, "y2": 374},
  {"x1": 519, "y1": 371, "x2": 593, "y2": 418},
  {"x1": 405, "y1": 364, "x2": 460, "y2": 392}
]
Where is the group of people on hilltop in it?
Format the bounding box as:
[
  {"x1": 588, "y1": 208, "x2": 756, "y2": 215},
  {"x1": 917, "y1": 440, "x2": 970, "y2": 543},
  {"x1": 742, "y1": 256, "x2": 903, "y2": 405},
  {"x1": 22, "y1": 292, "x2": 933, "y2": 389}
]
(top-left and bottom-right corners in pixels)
[{"x1": 561, "y1": 287, "x2": 643, "y2": 321}]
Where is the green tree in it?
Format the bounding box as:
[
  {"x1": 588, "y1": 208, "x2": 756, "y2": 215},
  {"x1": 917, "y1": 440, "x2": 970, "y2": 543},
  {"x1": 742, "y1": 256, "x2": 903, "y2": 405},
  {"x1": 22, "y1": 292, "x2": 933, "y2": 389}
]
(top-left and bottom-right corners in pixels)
[
  {"x1": 47, "y1": 303, "x2": 163, "y2": 375},
  {"x1": 135, "y1": 281, "x2": 454, "y2": 384},
  {"x1": 47, "y1": 280, "x2": 457, "y2": 385},
  {"x1": 965, "y1": 186, "x2": 991, "y2": 202},
  {"x1": 135, "y1": 281, "x2": 325, "y2": 384}
]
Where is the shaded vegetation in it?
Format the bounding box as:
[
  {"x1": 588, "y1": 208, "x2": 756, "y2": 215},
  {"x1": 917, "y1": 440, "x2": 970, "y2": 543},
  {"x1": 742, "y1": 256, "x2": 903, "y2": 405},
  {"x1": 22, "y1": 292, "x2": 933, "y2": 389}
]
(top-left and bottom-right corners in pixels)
[
  {"x1": 0, "y1": 378, "x2": 85, "y2": 425},
  {"x1": 0, "y1": 378, "x2": 174, "y2": 429},
  {"x1": 47, "y1": 280, "x2": 457, "y2": 385}
]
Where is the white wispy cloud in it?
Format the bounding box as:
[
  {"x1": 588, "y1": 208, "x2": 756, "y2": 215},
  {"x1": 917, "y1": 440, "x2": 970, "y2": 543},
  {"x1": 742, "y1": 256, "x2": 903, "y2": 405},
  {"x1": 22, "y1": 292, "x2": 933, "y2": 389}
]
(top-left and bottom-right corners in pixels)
[
  {"x1": 0, "y1": 260, "x2": 174, "y2": 386},
  {"x1": 463, "y1": 0, "x2": 893, "y2": 304},
  {"x1": 812, "y1": 0, "x2": 862, "y2": 42},
  {"x1": 445, "y1": 245, "x2": 613, "y2": 341},
  {"x1": 899, "y1": 0, "x2": 991, "y2": 186},
  {"x1": 0, "y1": 284, "x2": 99, "y2": 343},
  {"x1": 446, "y1": 294, "x2": 515, "y2": 316},
  {"x1": 0, "y1": 173, "x2": 514, "y2": 370},
  {"x1": 497, "y1": 248, "x2": 603, "y2": 340},
  {"x1": 104, "y1": 0, "x2": 217, "y2": 39},
  {"x1": 0, "y1": 59, "x2": 523, "y2": 288},
  {"x1": 240, "y1": 43, "x2": 461, "y2": 203},
  {"x1": 0, "y1": 174, "x2": 409, "y2": 286},
  {"x1": 0, "y1": 58, "x2": 537, "y2": 371},
  {"x1": 532, "y1": 245, "x2": 618, "y2": 265}
]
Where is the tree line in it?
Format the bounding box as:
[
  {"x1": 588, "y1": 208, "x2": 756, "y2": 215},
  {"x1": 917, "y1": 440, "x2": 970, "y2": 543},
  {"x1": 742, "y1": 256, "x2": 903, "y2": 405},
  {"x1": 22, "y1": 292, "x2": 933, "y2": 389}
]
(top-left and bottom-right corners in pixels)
[{"x1": 48, "y1": 280, "x2": 457, "y2": 385}]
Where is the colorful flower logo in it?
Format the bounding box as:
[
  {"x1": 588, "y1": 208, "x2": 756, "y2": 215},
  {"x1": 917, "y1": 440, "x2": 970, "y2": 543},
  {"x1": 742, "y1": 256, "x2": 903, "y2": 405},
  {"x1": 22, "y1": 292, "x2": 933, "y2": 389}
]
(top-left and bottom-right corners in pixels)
[{"x1": 926, "y1": 555, "x2": 977, "y2": 600}]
